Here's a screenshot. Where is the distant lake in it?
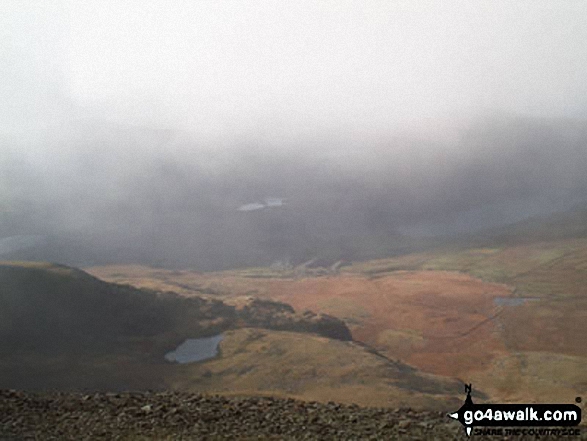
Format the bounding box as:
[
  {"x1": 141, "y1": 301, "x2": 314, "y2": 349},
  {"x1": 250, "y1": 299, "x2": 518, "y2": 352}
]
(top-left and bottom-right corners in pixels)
[
  {"x1": 164, "y1": 334, "x2": 224, "y2": 364},
  {"x1": 493, "y1": 297, "x2": 540, "y2": 306},
  {"x1": 237, "y1": 197, "x2": 286, "y2": 212}
]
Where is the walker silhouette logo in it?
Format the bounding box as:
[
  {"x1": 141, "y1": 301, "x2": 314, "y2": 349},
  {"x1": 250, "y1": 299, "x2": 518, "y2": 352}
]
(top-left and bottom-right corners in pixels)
[{"x1": 448, "y1": 384, "x2": 582, "y2": 437}]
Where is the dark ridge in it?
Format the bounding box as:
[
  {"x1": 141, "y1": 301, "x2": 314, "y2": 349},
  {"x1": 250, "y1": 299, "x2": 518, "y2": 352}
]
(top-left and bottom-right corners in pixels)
[{"x1": 0, "y1": 262, "x2": 352, "y2": 390}]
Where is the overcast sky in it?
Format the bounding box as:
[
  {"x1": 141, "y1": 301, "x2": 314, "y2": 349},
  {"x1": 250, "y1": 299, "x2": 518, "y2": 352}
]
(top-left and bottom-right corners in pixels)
[
  {"x1": 2, "y1": 0, "x2": 587, "y2": 144},
  {"x1": 2, "y1": 1, "x2": 587, "y2": 268}
]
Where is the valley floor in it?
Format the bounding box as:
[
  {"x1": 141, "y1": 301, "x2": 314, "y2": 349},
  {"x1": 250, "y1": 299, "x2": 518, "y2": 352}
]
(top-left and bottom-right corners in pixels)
[{"x1": 87, "y1": 238, "x2": 587, "y2": 405}]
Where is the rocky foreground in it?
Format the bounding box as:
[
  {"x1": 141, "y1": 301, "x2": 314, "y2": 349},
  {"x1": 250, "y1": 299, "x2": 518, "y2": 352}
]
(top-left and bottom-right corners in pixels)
[{"x1": 1, "y1": 390, "x2": 585, "y2": 440}]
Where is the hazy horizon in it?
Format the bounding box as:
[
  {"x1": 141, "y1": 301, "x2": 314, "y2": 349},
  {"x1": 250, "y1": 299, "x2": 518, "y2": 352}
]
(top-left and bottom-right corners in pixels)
[{"x1": 2, "y1": 1, "x2": 587, "y2": 269}]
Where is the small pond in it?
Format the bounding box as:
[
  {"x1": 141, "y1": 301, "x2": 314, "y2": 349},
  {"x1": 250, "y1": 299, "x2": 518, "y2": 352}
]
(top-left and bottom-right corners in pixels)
[
  {"x1": 493, "y1": 297, "x2": 540, "y2": 306},
  {"x1": 164, "y1": 334, "x2": 224, "y2": 364}
]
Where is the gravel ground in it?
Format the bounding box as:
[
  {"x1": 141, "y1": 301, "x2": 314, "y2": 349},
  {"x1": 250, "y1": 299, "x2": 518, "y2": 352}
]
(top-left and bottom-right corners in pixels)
[{"x1": 1, "y1": 389, "x2": 585, "y2": 440}]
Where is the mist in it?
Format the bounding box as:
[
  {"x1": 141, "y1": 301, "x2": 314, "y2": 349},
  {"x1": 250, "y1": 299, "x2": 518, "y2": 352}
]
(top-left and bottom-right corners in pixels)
[{"x1": 2, "y1": 1, "x2": 587, "y2": 270}]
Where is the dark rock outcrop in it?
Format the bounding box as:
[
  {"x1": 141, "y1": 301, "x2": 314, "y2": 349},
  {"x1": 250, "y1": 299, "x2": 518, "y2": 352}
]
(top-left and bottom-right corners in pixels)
[{"x1": 234, "y1": 298, "x2": 352, "y2": 341}]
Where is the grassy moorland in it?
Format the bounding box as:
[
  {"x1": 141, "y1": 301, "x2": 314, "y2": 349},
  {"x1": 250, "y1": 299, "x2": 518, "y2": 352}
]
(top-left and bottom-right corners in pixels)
[
  {"x1": 88, "y1": 209, "x2": 587, "y2": 405},
  {"x1": 1, "y1": 261, "x2": 464, "y2": 410}
]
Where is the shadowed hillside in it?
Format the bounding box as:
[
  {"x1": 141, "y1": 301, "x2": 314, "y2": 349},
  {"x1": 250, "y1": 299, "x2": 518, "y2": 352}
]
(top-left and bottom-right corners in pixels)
[
  {"x1": 0, "y1": 262, "x2": 350, "y2": 390},
  {"x1": 476, "y1": 206, "x2": 587, "y2": 246},
  {"x1": 0, "y1": 261, "x2": 466, "y2": 410}
]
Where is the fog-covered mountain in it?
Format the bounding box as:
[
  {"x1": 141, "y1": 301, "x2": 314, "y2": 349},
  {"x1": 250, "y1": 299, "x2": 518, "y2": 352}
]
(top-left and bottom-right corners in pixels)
[{"x1": 2, "y1": 116, "x2": 586, "y2": 270}]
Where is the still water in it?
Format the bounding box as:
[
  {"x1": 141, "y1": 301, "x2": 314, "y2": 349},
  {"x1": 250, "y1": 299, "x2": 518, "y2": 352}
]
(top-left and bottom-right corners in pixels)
[{"x1": 164, "y1": 334, "x2": 224, "y2": 363}]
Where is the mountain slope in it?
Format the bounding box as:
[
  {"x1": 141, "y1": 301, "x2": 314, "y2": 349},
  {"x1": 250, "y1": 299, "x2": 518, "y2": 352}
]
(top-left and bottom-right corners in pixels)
[
  {"x1": 88, "y1": 214, "x2": 587, "y2": 404},
  {"x1": 0, "y1": 261, "x2": 463, "y2": 409}
]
